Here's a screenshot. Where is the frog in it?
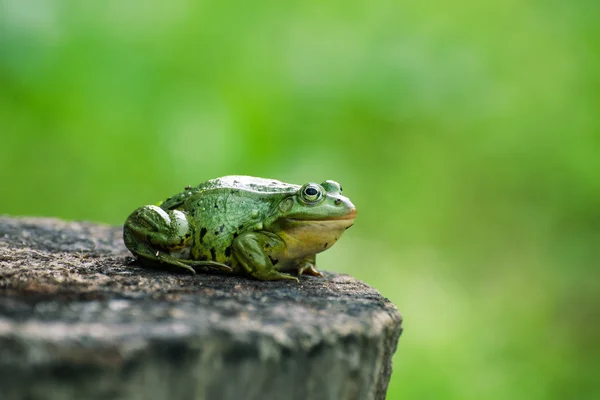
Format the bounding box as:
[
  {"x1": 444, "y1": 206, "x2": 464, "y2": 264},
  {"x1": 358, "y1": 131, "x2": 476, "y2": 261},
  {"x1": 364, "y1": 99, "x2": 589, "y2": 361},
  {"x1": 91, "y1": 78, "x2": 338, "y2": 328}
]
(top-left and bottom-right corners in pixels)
[{"x1": 123, "y1": 176, "x2": 356, "y2": 282}]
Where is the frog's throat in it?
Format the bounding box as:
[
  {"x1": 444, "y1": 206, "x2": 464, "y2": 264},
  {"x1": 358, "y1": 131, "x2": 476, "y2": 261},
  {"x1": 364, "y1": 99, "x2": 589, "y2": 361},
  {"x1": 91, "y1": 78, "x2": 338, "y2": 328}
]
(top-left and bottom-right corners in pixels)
[{"x1": 275, "y1": 218, "x2": 354, "y2": 261}]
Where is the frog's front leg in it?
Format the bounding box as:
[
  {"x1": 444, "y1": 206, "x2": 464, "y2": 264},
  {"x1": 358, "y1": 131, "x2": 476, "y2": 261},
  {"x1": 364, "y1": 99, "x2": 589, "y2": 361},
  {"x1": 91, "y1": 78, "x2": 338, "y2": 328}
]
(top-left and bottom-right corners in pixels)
[
  {"x1": 123, "y1": 205, "x2": 231, "y2": 274},
  {"x1": 296, "y1": 255, "x2": 324, "y2": 277},
  {"x1": 232, "y1": 232, "x2": 299, "y2": 282}
]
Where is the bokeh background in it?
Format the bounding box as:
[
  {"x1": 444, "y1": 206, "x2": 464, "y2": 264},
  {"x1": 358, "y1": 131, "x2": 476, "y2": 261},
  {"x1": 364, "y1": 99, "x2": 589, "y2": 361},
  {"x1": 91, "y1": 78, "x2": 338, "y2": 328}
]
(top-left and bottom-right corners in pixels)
[{"x1": 1, "y1": 1, "x2": 599, "y2": 398}]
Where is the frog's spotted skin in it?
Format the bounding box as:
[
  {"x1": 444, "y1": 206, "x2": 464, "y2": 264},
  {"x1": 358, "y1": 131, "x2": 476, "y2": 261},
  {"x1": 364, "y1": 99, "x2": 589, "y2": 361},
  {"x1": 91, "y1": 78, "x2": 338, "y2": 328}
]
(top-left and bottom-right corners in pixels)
[{"x1": 123, "y1": 176, "x2": 356, "y2": 282}]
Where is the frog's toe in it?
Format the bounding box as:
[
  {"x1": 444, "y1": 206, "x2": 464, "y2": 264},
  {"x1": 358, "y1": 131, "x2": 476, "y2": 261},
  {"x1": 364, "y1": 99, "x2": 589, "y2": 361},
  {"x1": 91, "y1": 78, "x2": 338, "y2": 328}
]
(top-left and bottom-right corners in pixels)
[
  {"x1": 298, "y1": 264, "x2": 324, "y2": 277},
  {"x1": 279, "y1": 275, "x2": 300, "y2": 283},
  {"x1": 182, "y1": 260, "x2": 233, "y2": 273},
  {"x1": 282, "y1": 274, "x2": 300, "y2": 283},
  {"x1": 178, "y1": 263, "x2": 197, "y2": 275},
  {"x1": 155, "y1": 253, "x2": 197, "y2": 274},
  {"x1": 251, "y1": 270, "x2": 299, "y2": 283}
]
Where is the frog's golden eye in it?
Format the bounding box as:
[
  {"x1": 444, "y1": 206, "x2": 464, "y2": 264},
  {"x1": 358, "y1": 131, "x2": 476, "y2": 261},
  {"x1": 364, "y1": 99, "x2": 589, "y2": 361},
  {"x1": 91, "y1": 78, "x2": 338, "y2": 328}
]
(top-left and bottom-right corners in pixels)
[{"x1": 300, "y1": 184, "x2": 323, "y2": 204}]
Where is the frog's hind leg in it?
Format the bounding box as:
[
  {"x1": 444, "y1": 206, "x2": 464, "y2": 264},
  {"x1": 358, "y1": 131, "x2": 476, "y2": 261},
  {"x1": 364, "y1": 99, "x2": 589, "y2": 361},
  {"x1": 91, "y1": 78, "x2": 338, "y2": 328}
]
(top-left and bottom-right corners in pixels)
[{"x1": 123, "y1": 205, "x2": 232, "y2": 274}]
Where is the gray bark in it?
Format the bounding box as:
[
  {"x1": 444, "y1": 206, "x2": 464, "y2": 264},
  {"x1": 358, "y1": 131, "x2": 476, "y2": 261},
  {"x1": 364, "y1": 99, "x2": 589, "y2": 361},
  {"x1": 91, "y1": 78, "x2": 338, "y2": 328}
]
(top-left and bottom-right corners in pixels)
[{"x1": 0, "y1": 216, "x2": 402, "y2": 400}]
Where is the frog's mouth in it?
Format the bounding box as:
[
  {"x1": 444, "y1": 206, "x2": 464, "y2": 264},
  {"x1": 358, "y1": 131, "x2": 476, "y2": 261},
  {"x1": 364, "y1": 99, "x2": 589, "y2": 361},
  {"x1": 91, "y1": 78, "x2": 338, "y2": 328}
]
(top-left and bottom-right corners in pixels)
[
  {"x1": 288, "y1": 208, "x2": 357, "y2": 222},
  {"x1": 283, "y1": 212, "x2": 356, "y2": 235}
]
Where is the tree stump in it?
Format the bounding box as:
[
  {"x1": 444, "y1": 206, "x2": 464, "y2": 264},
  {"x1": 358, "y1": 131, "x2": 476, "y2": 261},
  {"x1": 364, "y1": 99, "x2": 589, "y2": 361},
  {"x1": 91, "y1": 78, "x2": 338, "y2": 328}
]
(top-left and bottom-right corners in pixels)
[{"x1": 0, "y1": 216, "x2": 402, "y2": 400}]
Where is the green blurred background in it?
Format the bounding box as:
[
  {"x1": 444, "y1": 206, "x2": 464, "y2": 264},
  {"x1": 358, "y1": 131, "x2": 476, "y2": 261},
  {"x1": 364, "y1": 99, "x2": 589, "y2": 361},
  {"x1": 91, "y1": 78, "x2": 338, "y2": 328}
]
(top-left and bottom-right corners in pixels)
[{"x1": 1, "y1": 0, "x2": 599, "y2": 398}]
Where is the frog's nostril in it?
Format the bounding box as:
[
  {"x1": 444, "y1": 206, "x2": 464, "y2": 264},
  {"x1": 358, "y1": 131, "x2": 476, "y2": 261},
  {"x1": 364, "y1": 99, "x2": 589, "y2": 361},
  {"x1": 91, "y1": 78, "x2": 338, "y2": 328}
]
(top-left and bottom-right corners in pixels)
[{"x1": 334, "y1": 198, "x2": 342, "y2": 206}]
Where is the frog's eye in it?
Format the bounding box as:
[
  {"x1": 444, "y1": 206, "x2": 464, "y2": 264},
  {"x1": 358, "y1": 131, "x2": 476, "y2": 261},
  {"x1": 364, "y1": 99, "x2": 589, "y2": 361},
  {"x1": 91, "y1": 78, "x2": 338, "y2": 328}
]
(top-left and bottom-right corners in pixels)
[{"x1": 300, "y1": 183, "x2": 323, "y2": 204}]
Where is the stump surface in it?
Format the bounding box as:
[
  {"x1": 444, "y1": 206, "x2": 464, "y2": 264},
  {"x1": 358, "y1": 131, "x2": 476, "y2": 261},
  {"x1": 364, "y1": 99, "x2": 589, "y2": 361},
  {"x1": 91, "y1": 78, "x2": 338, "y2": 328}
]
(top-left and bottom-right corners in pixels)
[{"x1": 0, "y1": 216, "x2": 402, "y2": 400}]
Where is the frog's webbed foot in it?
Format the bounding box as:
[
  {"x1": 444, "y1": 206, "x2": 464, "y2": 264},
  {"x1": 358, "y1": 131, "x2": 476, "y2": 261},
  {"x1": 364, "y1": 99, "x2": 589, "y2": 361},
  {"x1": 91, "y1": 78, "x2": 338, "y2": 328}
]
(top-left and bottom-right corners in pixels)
[
  {"x1": 174, "y1": 257, "x2": 233, "y2": 273},
  {"x1": 296, "y1": 255, "x2": 324, "y2": 277},
  {"x1": 135, "y1": 251, "x2": 233, "y2": 275},
  {"x1": 129, "y1": 248, "x2": 196, "y2": 274},
  {"x1": 155, "y1": 252, "x2": 197, "y2": 274}
]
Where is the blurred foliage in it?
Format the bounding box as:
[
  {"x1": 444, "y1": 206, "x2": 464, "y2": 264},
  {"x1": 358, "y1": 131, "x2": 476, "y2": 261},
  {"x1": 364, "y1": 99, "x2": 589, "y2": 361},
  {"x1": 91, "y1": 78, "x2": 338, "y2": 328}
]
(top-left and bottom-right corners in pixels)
[{"x1": 1, "y1": 0, "x2": 599, "y2": 399}]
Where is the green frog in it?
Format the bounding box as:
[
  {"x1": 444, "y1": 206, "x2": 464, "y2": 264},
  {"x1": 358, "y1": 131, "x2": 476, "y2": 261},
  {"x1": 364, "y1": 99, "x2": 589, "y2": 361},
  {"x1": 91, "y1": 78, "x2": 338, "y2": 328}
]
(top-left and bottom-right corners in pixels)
[{"x1": 123, "y1": 176, "x2": 356, "y2": 282}]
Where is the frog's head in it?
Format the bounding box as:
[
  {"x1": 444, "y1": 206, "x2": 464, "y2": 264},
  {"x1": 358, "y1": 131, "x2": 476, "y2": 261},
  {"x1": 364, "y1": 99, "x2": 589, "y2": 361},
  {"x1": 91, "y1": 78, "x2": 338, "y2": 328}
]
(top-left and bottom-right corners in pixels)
[{"x1": 267, "y1": 180, "x2": 356, "y2": 259}]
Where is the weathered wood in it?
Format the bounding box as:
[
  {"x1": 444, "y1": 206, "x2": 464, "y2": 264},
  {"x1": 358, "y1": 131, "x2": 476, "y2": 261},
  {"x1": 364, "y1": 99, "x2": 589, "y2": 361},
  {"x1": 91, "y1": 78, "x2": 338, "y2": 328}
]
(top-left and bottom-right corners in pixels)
[{"x1": 0, "y1": 216, "x2": 402, "y2": 400}]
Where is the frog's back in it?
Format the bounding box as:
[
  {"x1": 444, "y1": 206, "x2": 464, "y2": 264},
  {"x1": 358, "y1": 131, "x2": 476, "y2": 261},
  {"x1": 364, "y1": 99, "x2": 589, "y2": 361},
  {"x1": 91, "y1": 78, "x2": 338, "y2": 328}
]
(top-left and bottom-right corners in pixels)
[
  {"x1": 160, "y1": 176, "x2": 299, "y2": 211},
  {"x1": 198, "y1": 176, "x2": 299, "y2": 194}
]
